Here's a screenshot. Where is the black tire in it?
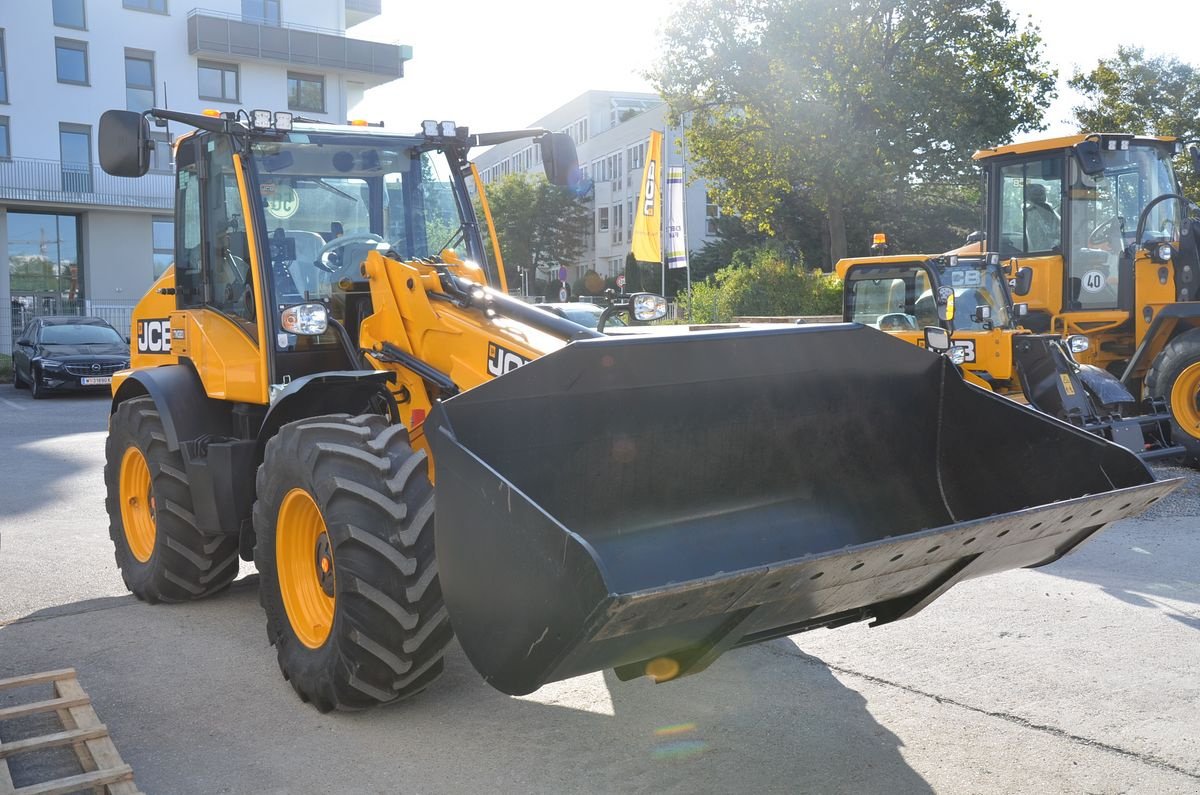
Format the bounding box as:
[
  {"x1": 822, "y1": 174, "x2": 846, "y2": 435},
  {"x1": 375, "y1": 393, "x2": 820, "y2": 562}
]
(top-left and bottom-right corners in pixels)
[
  {"x1": 104, "y1": 397, "x2": 240, "y2": 602},
  {"x1": 29, "y1": 366, "x2": 45, "y2": 399},
  {"x1": 254, "y1": 413, "x2": 451, "y2": 712},
  {"x1": 1145, "y1": 327, "x2": 1200, "y2": 467}
]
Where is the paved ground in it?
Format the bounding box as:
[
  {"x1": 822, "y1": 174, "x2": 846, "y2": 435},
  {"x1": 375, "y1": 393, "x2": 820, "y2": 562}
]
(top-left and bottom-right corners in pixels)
[{"x1": 1, "y1": 390, "x2": 1198, "y2": 794}]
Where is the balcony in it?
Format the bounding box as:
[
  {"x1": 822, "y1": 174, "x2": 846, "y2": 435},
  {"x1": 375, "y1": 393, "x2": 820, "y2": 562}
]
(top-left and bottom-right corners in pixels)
[
  {"x1": 0, "y1": 158, "x2": 173, "y2": 211},
  {"x1": 187, "y1": 8, "x2": 409, "y2": 84},
  {"x1": 345, "y1": 0, "x2": 382, "y2": 27}
]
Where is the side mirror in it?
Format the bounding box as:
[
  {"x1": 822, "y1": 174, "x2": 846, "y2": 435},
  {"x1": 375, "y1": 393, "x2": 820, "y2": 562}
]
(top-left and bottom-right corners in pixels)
[
  {"x1": 596, "y1": 292, "x2": 668, "y2": 332},
  {"x1": 1010, "y1": 266, "x2": 1033, "y2": 296},
  {"x1": 935, "y1": 286, "x2": 955, "y2": 323},
  {"x1": 16, "y1": 337, "x2": 30, "y2": 346},
  {"x1": 540, "y1": 132, "x2": 582, "y2": 189},
  {"x1": 923, "y1": 326, "x2": 951, "y2": 353},
  {"x1": 965, "y1": 230, "x2": 984, "y2": 245},
  {"x1": 99, "y1": 110, "x2": 152, "y2": 178},
  {"x1": 971, "y1": 304, "x2": 991, "y2": 324},
  {"x1": 1073, "y1": 139, "x2": 1105, "y2": 176}
]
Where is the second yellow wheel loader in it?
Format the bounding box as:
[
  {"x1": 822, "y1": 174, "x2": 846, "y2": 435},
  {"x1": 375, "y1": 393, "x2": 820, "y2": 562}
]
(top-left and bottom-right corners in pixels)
[{"x1": 99, "y1": 107, "x2": 1178, "y2": 711}]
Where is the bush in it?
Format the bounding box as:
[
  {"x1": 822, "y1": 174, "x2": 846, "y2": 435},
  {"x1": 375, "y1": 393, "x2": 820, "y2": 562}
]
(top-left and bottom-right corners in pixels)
[{"x1": 677, "y1": 248, "x2": 842, "y2": 323}]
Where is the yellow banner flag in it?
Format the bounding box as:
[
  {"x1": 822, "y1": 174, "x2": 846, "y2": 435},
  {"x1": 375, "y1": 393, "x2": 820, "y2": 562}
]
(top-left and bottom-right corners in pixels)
[{"x1": 630, "y1": 130, "x2": 663, "y2": 262}]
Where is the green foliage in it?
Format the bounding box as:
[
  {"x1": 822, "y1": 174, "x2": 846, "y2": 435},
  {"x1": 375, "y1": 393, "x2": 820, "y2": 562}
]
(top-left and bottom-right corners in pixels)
[
  {"x1": 1069, "y1": 47, "x2": 1200, "y2": 200},
  {"x1": 475, "y1": 173, "x2": 592, "y2": 290},
  {"x1": 0, "y1": 353, "x2": 11, "y2": 383},
  {"x1": 677, "y1": 248, "x2": 842, "y2": 322},
  {"x1": 651, "y1": 0, "x2": 1055, "y2": 268}
]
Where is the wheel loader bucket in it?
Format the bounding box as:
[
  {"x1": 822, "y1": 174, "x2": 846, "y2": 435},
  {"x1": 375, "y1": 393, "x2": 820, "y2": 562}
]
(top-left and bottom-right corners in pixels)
[{"x1": 426, "y1": 324, "x2": 1177, "y2": 696}]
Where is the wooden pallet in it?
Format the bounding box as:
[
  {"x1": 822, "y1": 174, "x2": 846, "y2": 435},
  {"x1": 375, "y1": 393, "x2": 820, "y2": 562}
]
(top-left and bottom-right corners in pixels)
[{"x1": 0, "y1": 669, "x2": 141, "y2": 795}]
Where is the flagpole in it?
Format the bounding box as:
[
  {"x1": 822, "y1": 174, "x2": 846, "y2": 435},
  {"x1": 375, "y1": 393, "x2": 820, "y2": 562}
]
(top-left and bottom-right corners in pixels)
[
  {"x1": 659, "y1": 126, "x2": 667, "y2": 298},
  {"x1": 681, "y1": 112, "x2": 691, "y2": 320}
]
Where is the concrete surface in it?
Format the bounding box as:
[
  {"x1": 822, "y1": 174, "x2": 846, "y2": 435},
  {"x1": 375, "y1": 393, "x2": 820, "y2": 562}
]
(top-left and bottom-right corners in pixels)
[{"x1": 1, "y1": 391, "x2": 1198, "y2": 794}]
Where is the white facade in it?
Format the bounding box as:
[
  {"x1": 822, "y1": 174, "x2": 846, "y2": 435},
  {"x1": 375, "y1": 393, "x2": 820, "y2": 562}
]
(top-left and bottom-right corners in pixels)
[
  {"x1": 471, "y1": 90, "x2": 719, "y2": 288},
  {"x1": 0, "y1": 0, "x2": 407, "y2": 348}
]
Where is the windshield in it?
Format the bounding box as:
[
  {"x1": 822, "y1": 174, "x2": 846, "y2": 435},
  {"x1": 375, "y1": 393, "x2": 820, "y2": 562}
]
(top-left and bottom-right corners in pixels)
[
  {"x1": 249, "y1": 136, "x2": 467, "y2": 352},
  {"x1": 936, "y1": 264, "x2": 1011, "y2": 330},
  {"x1": 250, "y1": 136, "x2": 464, "y2": 305},
  {"x1": 1066, "y1": 143, "x2": 1181, "y2": 310},
  {"x1": 39, "y1": 323, "x2": 123, "y2": 345}
]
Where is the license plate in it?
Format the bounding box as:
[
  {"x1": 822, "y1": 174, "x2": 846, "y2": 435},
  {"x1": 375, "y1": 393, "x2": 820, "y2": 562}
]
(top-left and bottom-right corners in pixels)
[{"x1": 80, "y1": 376, "x2": 112, "y2": 386}]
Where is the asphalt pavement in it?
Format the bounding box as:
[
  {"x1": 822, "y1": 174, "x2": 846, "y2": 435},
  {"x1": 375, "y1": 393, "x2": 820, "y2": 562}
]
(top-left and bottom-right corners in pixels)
[{"x1": 1, "y1": 389, "x2": 1198, "y2": 793}]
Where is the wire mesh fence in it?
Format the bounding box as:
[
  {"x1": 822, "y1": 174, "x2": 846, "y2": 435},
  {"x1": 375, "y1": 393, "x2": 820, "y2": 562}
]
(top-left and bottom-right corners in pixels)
[{"x1": 4, "y1": 297, "x2": 140, "y2": 352}]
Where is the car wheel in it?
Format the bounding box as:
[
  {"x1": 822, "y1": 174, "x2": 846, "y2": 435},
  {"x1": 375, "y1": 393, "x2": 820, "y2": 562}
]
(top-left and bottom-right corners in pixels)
[
  {"x1": 12, "y1": 363, "x2": 27, "y2": 389},
  {"x1": 30, "y1": 366, "x2": 46, "y2": 399}
]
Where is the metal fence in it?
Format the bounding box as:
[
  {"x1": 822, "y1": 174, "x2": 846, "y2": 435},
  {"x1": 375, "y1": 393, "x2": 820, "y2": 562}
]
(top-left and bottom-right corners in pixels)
[
  {"x1": 4, "y1": 298, "x2": 140, "y2": 353},
  {"x1": 0, "y1": 158, "x2": 173, "y2": 210}
]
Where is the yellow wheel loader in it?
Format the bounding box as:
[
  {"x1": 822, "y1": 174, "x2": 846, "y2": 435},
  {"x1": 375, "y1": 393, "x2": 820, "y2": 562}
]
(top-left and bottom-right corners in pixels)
[
  {"x1": 835, "y1": 250, "x2": 1183, "y2": 460},
  {"x1": 964, "y1": 134, "x2": 1199, "y2": 465},
  {"x1": 99, "y1": 108, "x2": 1177, "y2": 711}
]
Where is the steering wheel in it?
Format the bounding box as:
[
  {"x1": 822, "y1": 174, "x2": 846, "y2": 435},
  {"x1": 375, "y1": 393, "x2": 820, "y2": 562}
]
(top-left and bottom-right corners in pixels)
[
  {"x1": 1087, "y1": 216, "x2": 1122, "y2": 247},
  {"x1": 877, "y1": 312, "x2": 917, "y2": 331},
  {"x1": 314, "y1": 233, "x2": 385, "y2": 273}
]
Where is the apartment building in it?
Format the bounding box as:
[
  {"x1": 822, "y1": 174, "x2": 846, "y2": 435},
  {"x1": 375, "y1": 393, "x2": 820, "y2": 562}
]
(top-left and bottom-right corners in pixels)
[
  {"x1": 0, "y1": 0, "x2": 410, "y2": 347},
  {"x1": 472, "y1": 90, "x2": 720, "y2": 289}
]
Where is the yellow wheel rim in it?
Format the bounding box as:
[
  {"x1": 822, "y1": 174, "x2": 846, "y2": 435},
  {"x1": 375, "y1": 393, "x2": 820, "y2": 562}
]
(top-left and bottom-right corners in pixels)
[
  {"x1": 119, "y1": 446, "x2": 156, "y2": 563},
  {"x1": 277, "y1": 488, "x2": 336, "y2": 649},
  {"x1": 1170, "y1": 361, "x2": 1200, "y2": 441}
]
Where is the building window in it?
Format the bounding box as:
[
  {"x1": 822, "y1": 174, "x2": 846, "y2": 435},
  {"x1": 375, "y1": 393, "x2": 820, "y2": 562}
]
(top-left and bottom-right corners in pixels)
[
  {"x1": 152, "y1": 216, "x2": 174, "y2": 278},
  {"x1": 0, "y1": 116, "x2": 10, "y2": 159},
  {"x1": 126, "y1": 51, "x2": 155, "y2": 114},
  {"x1": 149, "y1": 131, "x2": 171, "y2": 172},
  {"x1": 55, "y1": 38, "x2": 89, "y2": 85},
  {"x1": 0, "y1": 30, "x2": 7, "y2": 103},
  {"x1": 123, "y1": 0, "x2": 167, "y2": 13},
  {"x1": 198, "y1": 61, "x2": 238, "y2": 103},
  {"x1": 611, "y1": 203, "x2": 624, "y2": 244},
  {"x1": 242, "y1": 0, "x2": 281, "y2": 26},
  {"x1": 53, "y1": 0, "x2": 87, "y2": 29},
  {"x1": 287, "y1": 72, "x2": 324, "y2": 113},
  {"x1": 705, "y1": 191, "x2": 721, "y2": 235},
  {"x1": 59, "y1": 123, "x2": 92, "y2": 192},
  {"x1": 598, "y1": 207, "x2": 609, "y2": 233}
]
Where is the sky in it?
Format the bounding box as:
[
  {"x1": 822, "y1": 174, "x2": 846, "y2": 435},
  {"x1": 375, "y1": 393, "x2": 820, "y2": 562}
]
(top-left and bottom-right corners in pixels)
[{"x1": 352, "y1": 1, "x2": 1200, "y2": 141}]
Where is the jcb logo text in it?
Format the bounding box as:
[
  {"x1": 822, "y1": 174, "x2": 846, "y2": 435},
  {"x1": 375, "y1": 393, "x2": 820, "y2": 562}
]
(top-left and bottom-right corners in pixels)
[{"x1": 136, "y1": 318, "x2": 172, "y2": 354}]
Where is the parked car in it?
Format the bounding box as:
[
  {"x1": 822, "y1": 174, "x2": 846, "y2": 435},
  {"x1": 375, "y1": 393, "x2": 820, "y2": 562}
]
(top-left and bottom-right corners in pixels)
[
  {"x1": 12, "y1": 316, "x2": 129, "y2": 399},
  {"x1": 534, "y1": 302, "x2": 627, "y2": 330}
]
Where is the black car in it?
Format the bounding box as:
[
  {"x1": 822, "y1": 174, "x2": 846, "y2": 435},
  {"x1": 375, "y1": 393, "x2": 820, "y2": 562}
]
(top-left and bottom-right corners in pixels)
[{"x1": 12, "y1": 316, "x2": 130, "y2": 399}]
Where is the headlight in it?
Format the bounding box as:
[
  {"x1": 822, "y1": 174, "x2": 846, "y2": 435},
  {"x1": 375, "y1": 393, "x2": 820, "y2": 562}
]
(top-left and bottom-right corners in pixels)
[
  {"x1": 1154, "y1": 243, "x2": 1173, "y2": 262},
  {"x1": 1067, "y1": 334, "x2": 1090, "y2": 354},
  {"x1": 39, "y1": 359, "x2": 65, "y2": 371},
  {"x1": 631, "y1": 293, "x2": 668, "y2": 322},
  {"x1": 280, "y1": 303, "x2": 328, "y2": 335},
  {"x1": 947, "y1": 346, "x2": 968, "y2": 366}
]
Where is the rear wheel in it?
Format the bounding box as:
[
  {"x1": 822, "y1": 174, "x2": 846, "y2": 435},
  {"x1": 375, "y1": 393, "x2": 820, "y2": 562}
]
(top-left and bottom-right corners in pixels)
[
  {"x1": 104, "y1": 397, "x2": 240, "y2": 602},
  {"x1": 1146, "y1": 328, "x2": 1200, "y2": 466},
  {"x1": 254, "y1": 413, "x2": 450, "y2": 711}
]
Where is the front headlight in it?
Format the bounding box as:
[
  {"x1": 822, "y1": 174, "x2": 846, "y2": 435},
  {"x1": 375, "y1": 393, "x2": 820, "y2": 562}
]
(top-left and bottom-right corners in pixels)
[
  {"x1": 39, "y1": 359, "x2": 65, "y2": 371},
  {"x1": 947, "y1": 346, "x2": 969, "y2": 366},
  {"x1": 631, "y1": 293, "x2": 668, "y2": 322},
  {"x1": 280, "y1": 303, "x2": 329, "y2": 335},
  {"x1": 1067, "y1": 335, "x2": 1090, "y2": 354}
]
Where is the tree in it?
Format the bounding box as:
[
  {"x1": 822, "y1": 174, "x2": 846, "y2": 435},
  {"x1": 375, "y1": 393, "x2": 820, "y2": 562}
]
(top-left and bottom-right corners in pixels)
[
  {"x1": 478, "y1": 173, "x2": 592, "y2": 292},
  {"x1": 1069, "y1": 47, "x2": 1200, "y2": 199},
  {"x1": 651, "y1": 0, "x2": 1056, "y2": 269}
]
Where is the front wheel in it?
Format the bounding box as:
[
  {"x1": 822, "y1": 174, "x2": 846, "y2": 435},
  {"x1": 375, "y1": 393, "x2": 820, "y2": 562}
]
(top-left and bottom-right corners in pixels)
[
  {"x1": 104, "y1": 397, "x2": 240, "y2": 601},
  {"x1": 29, "y1": 367, "x2": 45, "y2": 399},
  {"x1": 1145, "y1": 328, "x2": 1200, "y2": 466},
  {"x1": 253, "y1": 413, "x2": 451, "y2": 711}
]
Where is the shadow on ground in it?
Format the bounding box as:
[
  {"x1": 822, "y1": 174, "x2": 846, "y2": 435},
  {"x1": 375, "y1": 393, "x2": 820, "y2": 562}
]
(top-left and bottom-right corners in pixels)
[{"x1": 0, "y1": 579, "x2": 932, "y2": 794}]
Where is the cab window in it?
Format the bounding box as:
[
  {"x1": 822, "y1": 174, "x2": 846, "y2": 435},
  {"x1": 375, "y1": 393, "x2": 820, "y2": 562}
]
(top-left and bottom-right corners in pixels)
[
  {"x1": 997, "y1": 158, "x2": 1063, "y2": 256},
  {"x1": 845, "y1": 268, "x2": 931, "y2": 330}
]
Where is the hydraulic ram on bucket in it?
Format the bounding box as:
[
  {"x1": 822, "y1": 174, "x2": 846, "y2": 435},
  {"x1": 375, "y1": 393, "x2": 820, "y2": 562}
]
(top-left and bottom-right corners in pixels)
[{"x1": 427, "y1": 324, "x2": 1178, "y2": 696}]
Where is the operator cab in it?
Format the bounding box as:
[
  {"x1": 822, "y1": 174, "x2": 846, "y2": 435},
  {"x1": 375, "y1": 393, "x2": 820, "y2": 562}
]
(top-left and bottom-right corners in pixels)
[
  {"x1": 977, "y1": 134, "x2": 1185, "y2": 325},
  {"x1": 843, "y1": 255, "x2": 1015, "y2": 333}
]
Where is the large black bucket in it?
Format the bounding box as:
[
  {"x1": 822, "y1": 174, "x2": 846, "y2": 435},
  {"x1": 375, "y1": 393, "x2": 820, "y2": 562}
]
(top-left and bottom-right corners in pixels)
[{"x1": 427, "y1": 324, "x2": 1177, "y2": 696}]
